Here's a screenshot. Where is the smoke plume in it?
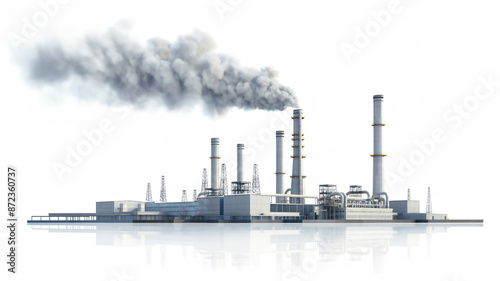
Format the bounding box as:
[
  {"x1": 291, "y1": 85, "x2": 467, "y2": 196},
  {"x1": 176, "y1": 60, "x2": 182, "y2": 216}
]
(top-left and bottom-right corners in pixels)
[{"x1": 25, "y1": 27, "x2": 298, "y2": 114}]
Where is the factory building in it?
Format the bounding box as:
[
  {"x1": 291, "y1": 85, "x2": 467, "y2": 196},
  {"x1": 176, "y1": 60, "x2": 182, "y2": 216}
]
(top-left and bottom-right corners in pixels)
[
  {"x1": 390, "y1": 200, "x2": 447, "y2": 221},
  {"x1": 30, "y1": 95, "x2": 452, "y2": 223}
]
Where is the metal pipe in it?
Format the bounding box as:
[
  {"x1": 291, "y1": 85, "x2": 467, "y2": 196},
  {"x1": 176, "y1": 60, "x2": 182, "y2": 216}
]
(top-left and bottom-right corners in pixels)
[
  {"x1": 284, "y1": 188, "x2": 292, "y2": 203},
  {"x1": 210, "y1": 138, "x2": 220, "y2": 195},
  {"x1": 377, "y1": 197, "x2": 385, "y2": 207},
  {"x1": 346, "y1": 190, "x2": 371, "y2": 199},
  {"x1": 372, "y1": 95, "x2": 386, "y2": 196},
  {"x1": 327, "y1": 192, "x2": 346, "y2": 208},
  {"x1": 374, "y1": 192, "x2": 389, "y2": 208},
  {"x1": 237, "y1": 144, "x2": 244, "y2": 182}
]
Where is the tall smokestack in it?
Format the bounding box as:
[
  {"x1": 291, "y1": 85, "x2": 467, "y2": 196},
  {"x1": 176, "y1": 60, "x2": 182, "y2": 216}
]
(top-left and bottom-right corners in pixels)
[
  {"x1": 276, "y1": 131, "x2": 285, "y2": 202},
  {"x1": 237, "y1": 144, "x2": 245, "y2": 182},
  {"x1": 231, "y1": 144, "x2": 250, "y2": 194},
  {"x1": 210, "y1": 138, "x2": 220, "y2": 196},
  {"x1": 372, "y1": 95, "x2": 386, "y2": 196},
  {"x1": 291, "y1": 109, "x2": 305, "y2": 204},
  {"x1": 275, "y1": 131, "x2": 285, "y2": 203}
]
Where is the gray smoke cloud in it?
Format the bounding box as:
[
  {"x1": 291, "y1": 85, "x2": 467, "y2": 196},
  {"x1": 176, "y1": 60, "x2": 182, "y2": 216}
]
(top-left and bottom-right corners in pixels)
[{"x1": 25, "y1": 27, "x2": 298, "y2": 114}]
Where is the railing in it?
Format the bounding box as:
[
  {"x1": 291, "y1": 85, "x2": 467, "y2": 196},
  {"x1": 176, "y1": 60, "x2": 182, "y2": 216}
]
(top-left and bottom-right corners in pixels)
[{"x1": 29, "y1": 214, "x2": 97, "y2": 222}]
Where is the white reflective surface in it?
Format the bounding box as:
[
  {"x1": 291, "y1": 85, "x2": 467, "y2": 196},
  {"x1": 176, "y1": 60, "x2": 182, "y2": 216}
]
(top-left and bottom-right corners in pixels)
[{"x1": 13, "y1": 222, "x2": 493, "y2": 281}]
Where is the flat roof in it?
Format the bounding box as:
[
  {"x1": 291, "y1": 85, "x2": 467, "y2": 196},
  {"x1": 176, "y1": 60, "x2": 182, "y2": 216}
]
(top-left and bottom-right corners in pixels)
[
  {"x1": 96, "y1": 200, "x2": 145, "y2": 203},
  {"x1": 48, "y1": 213, "x2": 96, "y2": 216},
  {"x1": 260, "y1": 193, "x2": 318, "y2": 199}
]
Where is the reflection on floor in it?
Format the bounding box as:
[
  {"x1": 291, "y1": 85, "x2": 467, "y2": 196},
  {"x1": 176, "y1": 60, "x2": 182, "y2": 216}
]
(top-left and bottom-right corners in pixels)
[{"x1": 30, "y1": 223, "x2": 482, "y2": 276}]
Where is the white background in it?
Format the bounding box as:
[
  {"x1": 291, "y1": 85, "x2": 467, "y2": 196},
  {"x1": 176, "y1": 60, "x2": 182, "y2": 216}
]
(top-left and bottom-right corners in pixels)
[{"x1": 1, "y1": 0, "x2": 499, "y2": 279}]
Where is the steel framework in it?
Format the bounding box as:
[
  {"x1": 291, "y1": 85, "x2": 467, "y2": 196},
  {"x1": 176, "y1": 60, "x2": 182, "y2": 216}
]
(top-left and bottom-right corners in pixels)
[
  {"x1": 146, "y1": 183, "x2": 153, "y2": 202},
  {"x1": 181, "y1": 190, "x2": 188, "y2": 202},
  {"x1": 201, "y1": 168, "x2": 208, "y2": 194},
  {"x1": 220, "y1": 163, "x2": 228, "y2": 195},
  {"x1": 251, "y1": 164, "x2": 261, "y2": 194},
  {"x1": 318, "y1": 184, "x2": 337, "y2": 205},
  {"x1": 159, "y1": 175, "x2": 167, "y2": 202}
]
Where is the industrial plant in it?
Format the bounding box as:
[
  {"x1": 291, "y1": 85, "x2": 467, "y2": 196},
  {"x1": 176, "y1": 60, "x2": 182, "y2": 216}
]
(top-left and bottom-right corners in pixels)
[{"x1": 30, "y1": 95, "x2": 476, "y2": 223}]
